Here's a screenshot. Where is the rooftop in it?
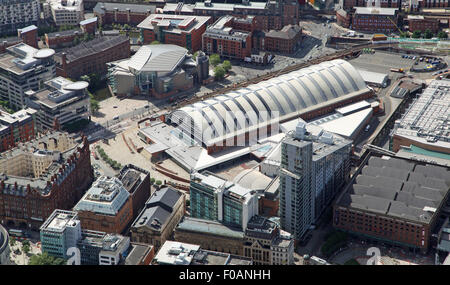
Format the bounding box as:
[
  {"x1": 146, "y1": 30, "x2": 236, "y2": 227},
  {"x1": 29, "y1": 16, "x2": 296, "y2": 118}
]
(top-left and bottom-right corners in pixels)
[
  {"x1": 336, "y1": 154, "x2": 450, "y2": 224},
  {"x1": 74, "y1": 176, "x2": 130, "y2": 216},
  {"x1": 137, "y1": 14, "x2": 210, "y2": 34},
  {"x1": 47, "y1": 0, "x2": 83, "y2": 11},
  {"x1": 132, "y1": 186, "x2": 183, "y2": 232},
  {"x1": 0, "y1": 131, "x2": 80, "y2": 196},
  {"x1": 126, "y1": 44, "x2": 188, "y2": 73},
  {"x1": 203, "y1": 15, "x2": 251, "y2": 41},
  {"x1": 40, "y1": 209, "x2": 79, "y2": 232},
  {"x1": 354, "y1": 7, "x2": 398, "y2": 16},
  {"x1": 0, "y1": 43, "x2": 55, "y2": 75},
  {"x1": 191, "y1": 249, "x2": 252, "y2": 265},
  {"x1": 55, "y1": 35, "x2": 128, "y2": 63},
  {"x1": 124, "y1": 243, "x2": 154, "y2": 265},
  {"x1": 93, "y1": 2, "x2": 157, "y2": 14},
  {"x1": 117, "y1": 164, "x2": 149, "y2": 195},
  {"x1": 392, "y1": 79, "x2": 450, "y2": 152},
  {"x1": 265, "y1": 25, "x2": 302, "y2": 40},
  {"x1": 176, "y1": 217, "x2": 244, "y2": 239},
  {"x1": 154, "y1": 241, "x2": 199, "y2": 265},
  {"x1": 194, "y1": 1, "x2": 267, "y2": 11}
]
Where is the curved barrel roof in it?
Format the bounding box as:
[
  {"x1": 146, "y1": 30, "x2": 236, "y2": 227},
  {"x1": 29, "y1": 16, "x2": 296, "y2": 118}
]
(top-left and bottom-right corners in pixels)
[{"x1": 169, "y1": 59, "x2": 369, "y2": 147}]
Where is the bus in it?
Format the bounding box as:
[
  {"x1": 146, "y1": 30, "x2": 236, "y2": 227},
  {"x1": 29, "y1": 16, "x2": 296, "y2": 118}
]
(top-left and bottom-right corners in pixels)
[{"x1": 8, "y1": 229, "x2": 23, "y2": 237}]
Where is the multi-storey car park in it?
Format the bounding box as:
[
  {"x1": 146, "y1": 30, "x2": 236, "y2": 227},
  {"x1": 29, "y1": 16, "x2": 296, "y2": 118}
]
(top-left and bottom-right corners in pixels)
[
  {"x1": 334, "y1": 153, "x2": 450, "y2": 253},
  {"x1": 391, "y1": 79, "x2": 450, "y2": 156}
]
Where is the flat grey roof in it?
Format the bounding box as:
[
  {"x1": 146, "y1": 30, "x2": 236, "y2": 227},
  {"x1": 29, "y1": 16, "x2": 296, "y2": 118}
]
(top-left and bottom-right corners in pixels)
[{"x1": 337, "y1": 155, "x2": 450, "y2": 224}]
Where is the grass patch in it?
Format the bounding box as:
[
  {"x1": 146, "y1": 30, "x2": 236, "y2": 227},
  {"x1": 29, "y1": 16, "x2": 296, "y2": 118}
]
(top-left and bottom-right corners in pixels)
[{"x1": 344, "y1": 258, "x2": 360, "y2": 265}]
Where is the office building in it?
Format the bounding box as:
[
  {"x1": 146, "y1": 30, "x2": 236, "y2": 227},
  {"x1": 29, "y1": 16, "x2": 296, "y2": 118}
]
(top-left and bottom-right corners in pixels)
[
  {"x1": 341, "y1": 0, "x2": 401, "y2": 8},
  {"x1": 244, "y1": 215, "x2": 294, "y2": 265},
  {"x1": 130, "y1": 186, "x2": 185, "y2": 250},
  {"x1": 77, "y1": 230, "x2": 130, "y2": 265},
  {"x1": 352, "y1": 7, "x2": 399, "y2": 33},
  {"x1": 0, "y1": 132, "x2": 93, "y2": 229},
  {"x1": 0, "y1": 43, "x2": 56, "y2": 109},
  {"x1": 391, "y1": 79, "x2": 450, "y2": 155},
  {"x1": 74, "y1": 176, "x2": 133, "y2": 234},
  {"x1": 334, "y1": 153, "x2": 450, "y2": 253},
  {"x1": 138, "y1": 14, "x2": 210, "y2": 52},
  {"x1": 43, "y1": 0, "x2": 84, "y2": 27},
  {"x1": 24, "y1": 76, "x2": 90, "y2": 132},
  {"x1": 117, "y1": 164, "x2": 151, "y2": 222},
  {"x1": 17, "y1": 25, "x2": 38, "y2": 48},
  {"x1": 407, "y1": 15, "x2": 439, "y2": 33},
  {"x1": 0, "y1": 108, "x2": 36, "y2": 152},
  {"x1": 192, "y1": 0, "x2": 299, "y2": 32},
  {"x1": 263, "y1": 24, "x2": 302, "y2": 55},
  {"x1": 202, "y1": 15, "x2": 252, "y2": 60},
  {"x1": 279, "y1": 120, "x2": 352, "y2": 240},
  {"x1": 94, "y1": 2, "x2": 157, "y2": 26},
  {"x1": 40, "y1": 209, "x2": 82, "y2": 259},
  {"x1": 190, "y1": 171, "x2": 259, "y2": 230},
  {"x1": 154, "y1": 240, "x2": 252, "y2": 265},
  {"x1": 107, "y1": 44, "x2": 197, "y2": 98},
  {"x1": 0, "y1": 0, "x2": 40, "y2": 37},
  {"x1": 54, "y1": 35, "x2": 130, "y2": 79}
]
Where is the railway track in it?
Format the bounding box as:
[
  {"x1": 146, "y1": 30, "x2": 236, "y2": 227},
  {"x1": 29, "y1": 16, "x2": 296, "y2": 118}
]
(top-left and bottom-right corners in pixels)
[{"x1": 170, "y1": 42, "x2": 398, "y2": 111}]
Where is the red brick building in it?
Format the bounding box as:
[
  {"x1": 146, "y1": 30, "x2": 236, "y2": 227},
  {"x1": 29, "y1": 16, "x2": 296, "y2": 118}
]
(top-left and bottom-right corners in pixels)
[
  {"x1": 17, "y1": 25, "x2": 38, "y2": 48},
  {"x1": 264, "y1": 24, "x2": 302, "y2": 54},
  {"x1": 74, "y1": 176, "x2": 134, "y2": 234},
  {"x1": 193, "y1": 0, "x2": 299, "y2": 32},
  {"x1": 0, "y1": 133, "x2": 93, "y2": 230},
  {"x1": 407, "y1": 15, "x2": 439, "y2": 33},
  {"x1": 336, "y1": 9, "x2": 352, "y2": 28},
  {"x1": 45, "y1": 29, "x2": 83, "y2": 49},
  {"x1": 117, "y1": 164, "x2": 151, "y2": 221},
  {"x1": 352, "y1": 7, "x2": 399, "y2": 33},
  {"x1": 94, "y1": 2, "x2": 157, "y2": 27},
  {"x1": 138, "y1": 14, "x2": 210, "y2": 52},
  {"x1": 202, "y1": 15, "x2": 252, "y2": 60},
  {"x1": 342, "y1": 0, "x2": 401, "y2": 9},
  {"x1": 333, "y1": 153, "x2": 450, "y2": 253},
  {"x1": 0, "y1": 109, "x2": 36, "y2": 153},
  {"x1": 54, "y1": 35, "x2": 130, "y2": 79}
]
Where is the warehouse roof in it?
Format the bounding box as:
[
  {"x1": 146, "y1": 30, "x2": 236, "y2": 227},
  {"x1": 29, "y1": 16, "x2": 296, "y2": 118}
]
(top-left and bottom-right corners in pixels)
[
  {"x1": 176, "y1": 217, "x2": 244, "y2": 239},
  {"x1": 169, "y1": 59, "x2": 369, "y2": 147},
  {"x1": 93, "y1": 2, "x2": 156, "y2": 14},
  {"x1": 336, "y1": 155, "x2": 450, "y2": 224}
]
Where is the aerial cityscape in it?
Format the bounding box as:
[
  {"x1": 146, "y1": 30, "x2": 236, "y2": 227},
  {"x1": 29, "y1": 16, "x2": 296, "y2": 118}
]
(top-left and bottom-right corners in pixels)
[{"x1": 0, "y1": 0, "x2": 450, "y2": 269}]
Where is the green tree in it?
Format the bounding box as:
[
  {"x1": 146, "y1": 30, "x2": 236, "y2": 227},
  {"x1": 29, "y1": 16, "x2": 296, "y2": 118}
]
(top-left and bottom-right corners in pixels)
[
  {"x1": 29, "y1": 252, "x2": 66, "y2": 265},
  {"x1": 150, "y1": 40, "x2": 160, "y2": 45},
  {"x1": 22, "y1": 244, "x2": 30, "y2": 255},
  {"x1": 214, "y1": 65, "x2": 226, "y2": 80},
  {"x1": 9, "y1": 237, "x2": 16, "y2": 247},
  {"x1": 424, "y1": 29, "x2": 433, "y2": 39},
  {"x1": 88, "y1": 92, "x2": 100, "y2": 113},
  {"x1": 438, "y1": 31, "x2": 448, "y2": 39},
  {"x1": 150, "y1": 177, "x2": 156, "y2": 184},
  {"x1": 222, "y1": 60, "x2": 232, "y2": 72},
  {"x1": 192, "y1": 51, "x2": 199, "y2": 61},
  {"x1": 412, "y1": 30, "x2": 422, "y2": 39},
  {"x1": 400, "y1": 31, "x2": 409, "y2": 38},
  {"x1": 155, "y1": 180, "x2": 162, "y2": 186},
  {"x1": 22, "y1": 240, "x2": 30, "y2": 247},
  {"x1": 73, "y1": 36, "x2": 81, "y2": 45},
  {"x1": 209, "y1": 54, "x2": 221, "y2": 66}
]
